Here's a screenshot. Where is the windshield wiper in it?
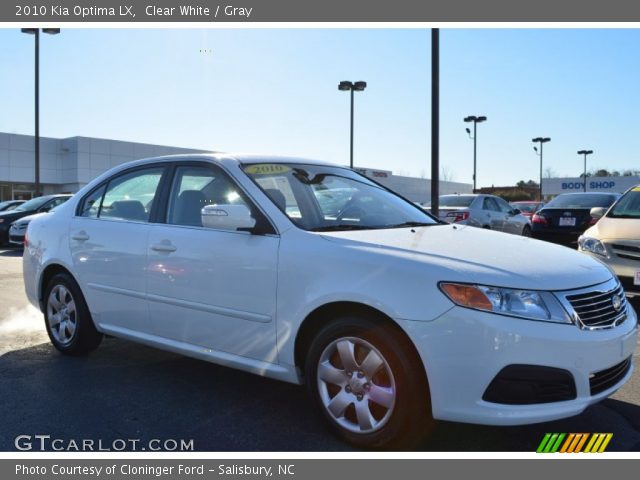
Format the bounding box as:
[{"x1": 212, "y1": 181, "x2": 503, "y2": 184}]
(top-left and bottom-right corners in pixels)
[
  {"x1": 384, "y1": 221, "x2": 435, "y2": 228},
  {"x1": 310, "y1": 224, "x2": 375, "y2": 232}
]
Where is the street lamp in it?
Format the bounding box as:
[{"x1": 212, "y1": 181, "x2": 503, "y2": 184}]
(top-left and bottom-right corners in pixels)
[
  {"x1": 532, "y1": 137, "x2": 551, "y2": 202},
  {"x1": 577, "y1": 150, "x2": 594, "y2": 192},
  {"x1": 338, "y1": 80, "x2": 367, "y2": 169},
  {"x1": 463, "y1": 115, "x2": 487, "y2": 192},
  {"x1": 21, "y1": 27, "x2": 60, "y2": 198}
]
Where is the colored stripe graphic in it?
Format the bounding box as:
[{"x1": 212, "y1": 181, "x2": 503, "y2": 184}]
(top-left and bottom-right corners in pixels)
[
  {"x1": 536, "y1": 433, "x2": 566, "y2": 453},
  {"x1": 538, "y1": 433, "x2": 612, "y2": 453}
]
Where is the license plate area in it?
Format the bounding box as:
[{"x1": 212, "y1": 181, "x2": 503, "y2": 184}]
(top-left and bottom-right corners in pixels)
[{"x1": 559, "y1": 217, "x2": 576, "y2": 227}]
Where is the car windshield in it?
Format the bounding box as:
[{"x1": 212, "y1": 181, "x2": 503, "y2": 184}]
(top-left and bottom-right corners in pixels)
[
  {"x1": 13, "y1": 196, "x2": 52, "y2": 212},
  {"x1": 545, "y1": 193, "x2": 618, "y2": 209},
  {"x1": 438, "y1": 195, "x2": 475, "y2": 207},
  {"x1": 242, "y1": 163, "x2": 437, "y2": 231},
  {"x1": 511, "y1": 202, "x2": 540, "y2": 213},
  {"x1": 608, "y1": 187, "x2": 640, "y2": 219}
]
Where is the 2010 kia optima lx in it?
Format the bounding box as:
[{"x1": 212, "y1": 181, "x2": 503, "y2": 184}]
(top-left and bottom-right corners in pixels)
[{"x1": 23, "y1": 154, "x2": 638, "y2": 449}]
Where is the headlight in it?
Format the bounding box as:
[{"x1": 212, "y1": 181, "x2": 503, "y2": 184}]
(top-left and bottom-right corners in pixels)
[
  {"x1": 578, "y1": 236, "x2": 608, "y2": 257},
  {"x1": 440, "y1": 282, "x2": 571, "y2": 324}
]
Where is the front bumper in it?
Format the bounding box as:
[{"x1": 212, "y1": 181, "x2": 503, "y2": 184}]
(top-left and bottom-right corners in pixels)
[
  {"x1": 399, "y1": 303, "x2": 637, "y2": 426},
  {"x1": 8, "y1": 226, "x2": 26, "y2": 246}
]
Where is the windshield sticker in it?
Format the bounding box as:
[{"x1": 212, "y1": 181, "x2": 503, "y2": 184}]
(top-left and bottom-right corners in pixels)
[{"x1": 245, "y1": 164, "x2": 291, "y2": 175}]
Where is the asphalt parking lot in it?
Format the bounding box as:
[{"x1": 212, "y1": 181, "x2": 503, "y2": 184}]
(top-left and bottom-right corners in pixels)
[{"x1": 0, "y1": 247, "x2": 639, "y2": 452}]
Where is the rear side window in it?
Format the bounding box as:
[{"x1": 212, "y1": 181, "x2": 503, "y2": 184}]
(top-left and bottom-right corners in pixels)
[
  {"x1": 84, "y1": 167, "x2": 164, "y2": 222},
  {"x1": 80, "y1": 186, "x2": 106, "y2": 218}
]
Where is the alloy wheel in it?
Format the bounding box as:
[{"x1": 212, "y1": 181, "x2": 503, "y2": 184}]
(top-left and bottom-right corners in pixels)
[{"x1": 317, "y1": 336, "x2": 396, "y2": 434}]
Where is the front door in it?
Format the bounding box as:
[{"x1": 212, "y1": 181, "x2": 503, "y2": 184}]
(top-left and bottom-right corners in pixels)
[{"x1": 145, "y1": 164, "x2": 280, "y2": 361}]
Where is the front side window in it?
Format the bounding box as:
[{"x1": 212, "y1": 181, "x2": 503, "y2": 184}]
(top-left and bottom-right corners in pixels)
[
  {"x1": 42, "y1": 196, "x2": 69, "y2": 212},
  {"x1": 483, "y1": 197, "x2": 500, "y2": 212},
  {"x1": 242, "y1": 163, "x2": 437, "y2": 231},
  {"x1": 495, "y1": 197, "x2": 514, "y2": 213},
  {"x1": 99, "y1": 168, "x2": 164, "y2": 222},
  {"x1": 167, "y1": 165, "x2": 249, "y2": 228}
]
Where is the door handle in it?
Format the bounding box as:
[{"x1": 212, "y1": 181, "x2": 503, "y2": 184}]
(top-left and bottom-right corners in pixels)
[
  {"x1": 71, "y1": 231, "x2": 90, "y2": 241},
  {"x1": 151, "y1": 242, "x2": 177, "y2": 253}
]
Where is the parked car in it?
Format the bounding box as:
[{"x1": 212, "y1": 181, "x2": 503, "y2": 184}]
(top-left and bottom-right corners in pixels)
[
  {"x1": 0, "y1": 194, "x2": 72, "y2": 246},
  {"x1": 578, "y1": 185, "x2": 640, "y2": 297},
  {"x1": 0, "y1": 200, "x2": 25, "y2": 212},
  {"x1": 22, "y1": 155, "x2": 637, "y2": 449},
  {"x1": 531, "y1": 192, "x2": 620, "y2": 246},
  {"x1": 9, "y1": 212, "x2": 47, "y2": 247},
  {"x1": 435, "y1": 194, "x2": 531, "y2": 236},
  {"x1": 510, "y1": 201, "x2": 544, "y2": 219}
]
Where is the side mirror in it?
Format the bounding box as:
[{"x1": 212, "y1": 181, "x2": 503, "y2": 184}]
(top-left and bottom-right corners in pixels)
[
  {"x1": 511, "y1": 208, "x2": 521, "y2": 215},
  {"x1": 201, "y1": 204, "x2": 256, "y2": 232},
  {"x1": 590, "y1": 207, "x2": 606, "y2": 219}
]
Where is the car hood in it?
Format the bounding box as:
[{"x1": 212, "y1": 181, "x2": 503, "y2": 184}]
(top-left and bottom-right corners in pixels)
[
  {"x1": 585, "y1": 215, "x2": 640, "y2": 241},
  {"x1": 319, "y1": 224, "x2": 613, "y2": 291}
]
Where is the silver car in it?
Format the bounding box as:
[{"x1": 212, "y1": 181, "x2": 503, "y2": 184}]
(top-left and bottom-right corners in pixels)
[{"x1": 434, "y1": 194, "x2": 532, "y2": 236}]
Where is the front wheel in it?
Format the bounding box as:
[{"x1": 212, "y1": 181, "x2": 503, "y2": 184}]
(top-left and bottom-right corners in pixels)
[
  {"x1": 522, "y1": 225, "x2": 532, "y2": 237},
  {"x1": 305, "y1": 315, "x2": 432, "y2": 449},
  {"x1": 44, "y1": 273, "x2": 103, "y2": 355}
]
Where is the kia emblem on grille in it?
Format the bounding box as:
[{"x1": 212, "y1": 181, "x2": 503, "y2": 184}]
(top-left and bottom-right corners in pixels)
[{"x1": 612, "y1": 295, "x2": 623, "y2": 312}]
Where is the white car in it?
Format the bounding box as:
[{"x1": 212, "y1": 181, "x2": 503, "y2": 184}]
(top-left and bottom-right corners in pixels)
[{"x1": 22, "y1": 154, "x2": 637, "y2": 449}]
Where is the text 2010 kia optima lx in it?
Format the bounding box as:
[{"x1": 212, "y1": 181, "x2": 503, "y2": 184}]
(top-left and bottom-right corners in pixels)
[{"x1": 22, "y1": 155, "x2": 637, "y2": 449}]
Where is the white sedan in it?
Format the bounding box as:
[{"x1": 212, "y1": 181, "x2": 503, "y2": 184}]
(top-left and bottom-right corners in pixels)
[{"x1": 22, "y1": 154, "x2": 637, "y2": 449}]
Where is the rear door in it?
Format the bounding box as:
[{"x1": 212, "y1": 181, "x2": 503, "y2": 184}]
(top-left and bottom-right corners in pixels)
[
  {"x1": 145, "y1": 162, "x2": 280, "y2": 361},
  {"x1": 69, "y1": 165, "x2": 167, "y2": 333},
  {"x1": 481, "y1": 197, "x2": 504, "y2": 230}
]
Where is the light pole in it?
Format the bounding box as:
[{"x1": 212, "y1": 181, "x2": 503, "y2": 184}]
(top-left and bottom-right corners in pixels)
[
  {"x1": 338, "y1": 80, "x2": 367, "y2": 169},
  {"x1": 532, "y1": 137, "x2": 551, "y2": 202},
  {"x1": 21, "y1": 27, "x2": 60, "y2": 198},
  {"x1": 464, "y1": 115, "x2": 487, "y2": 192},
  {"x1": 577, "y1": 150, "x2": 594, "y2": 192}
]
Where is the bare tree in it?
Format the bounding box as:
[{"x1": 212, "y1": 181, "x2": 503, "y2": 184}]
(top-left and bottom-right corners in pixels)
[
  {"x1": 440, "y1": 165, "x2": 455, "y2": 182},
  {"x1": 543, "y1": 167, "x2": 557, "y2": 179}
]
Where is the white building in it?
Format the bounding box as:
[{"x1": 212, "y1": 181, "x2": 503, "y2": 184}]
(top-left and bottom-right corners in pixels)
[{"x1": 0, "y1": 132, "x2": 471, "y2": 203}]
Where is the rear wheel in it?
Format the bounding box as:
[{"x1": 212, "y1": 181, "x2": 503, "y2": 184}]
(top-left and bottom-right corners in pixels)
[
  {"x1": 305, "y1": 315, "x2": 432, "y2": 449},
  {"x1": 44, "y1": 273, "x2": 103, "y2": 355}
]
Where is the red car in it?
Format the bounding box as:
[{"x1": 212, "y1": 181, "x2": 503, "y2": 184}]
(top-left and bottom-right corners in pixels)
[{"x1": 510, "y1": 201, "x2": 544, "y2": 219}]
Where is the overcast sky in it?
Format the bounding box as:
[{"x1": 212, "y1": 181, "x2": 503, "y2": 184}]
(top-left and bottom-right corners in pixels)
[{"x1": 2, "y1": 28, "x2": 639, "y2": 187}]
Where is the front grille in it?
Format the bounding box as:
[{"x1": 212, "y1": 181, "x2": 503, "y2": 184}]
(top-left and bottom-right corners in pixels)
[
  {"x1": 590, "y1": 357, "x2": 632, "y2": 395},
  {"x1": 610, "y1": 243, "x2": 640, "y2": 262},
  {"x1": 565, "y1": 283, "x2": 627, "y2": 329}
]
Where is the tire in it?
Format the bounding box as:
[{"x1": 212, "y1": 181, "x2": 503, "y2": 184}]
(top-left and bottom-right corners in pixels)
[
  {"x1": 44, "y1": 272, "x2": 103, "y2": 355},
  {"x1": 522, "y1": 225, "x2": 532, "y2": 237},
  {"x1": 305, "y1": 315, "x2": 433, "y2": 449}
]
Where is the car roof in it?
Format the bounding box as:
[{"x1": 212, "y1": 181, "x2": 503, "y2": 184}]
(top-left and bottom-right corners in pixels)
[{"x1": 118, "y1": 153, "x2": 344, "y2": 169}]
